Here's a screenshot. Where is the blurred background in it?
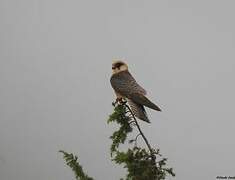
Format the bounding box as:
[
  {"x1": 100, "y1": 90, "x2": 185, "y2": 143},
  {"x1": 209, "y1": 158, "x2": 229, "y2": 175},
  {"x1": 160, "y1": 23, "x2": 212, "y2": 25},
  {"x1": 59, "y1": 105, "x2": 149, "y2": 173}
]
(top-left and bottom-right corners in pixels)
[{"x1": 0, "y1": 1, "x2": 235, "y2": 179}]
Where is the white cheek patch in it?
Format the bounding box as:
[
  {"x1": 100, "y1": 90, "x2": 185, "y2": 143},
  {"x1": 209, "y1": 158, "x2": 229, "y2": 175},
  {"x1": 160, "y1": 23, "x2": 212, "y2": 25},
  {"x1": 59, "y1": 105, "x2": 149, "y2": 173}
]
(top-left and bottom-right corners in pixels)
[
  {"x1": 112, "y1": 65, "x2": 128, "y2": 74},
  {"x1": 119, "y1": 65, "x2": 128, "y2": 71},
  {"x1": 112, "y1": 68, "x2": 119, "y2": 74}
]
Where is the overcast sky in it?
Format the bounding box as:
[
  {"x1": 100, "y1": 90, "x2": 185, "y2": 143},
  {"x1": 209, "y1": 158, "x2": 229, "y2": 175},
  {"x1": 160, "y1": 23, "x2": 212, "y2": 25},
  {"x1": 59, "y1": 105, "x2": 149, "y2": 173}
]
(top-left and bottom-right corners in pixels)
[{"x1": 1, "y1": 1, "x2": 235, "y2": 180}]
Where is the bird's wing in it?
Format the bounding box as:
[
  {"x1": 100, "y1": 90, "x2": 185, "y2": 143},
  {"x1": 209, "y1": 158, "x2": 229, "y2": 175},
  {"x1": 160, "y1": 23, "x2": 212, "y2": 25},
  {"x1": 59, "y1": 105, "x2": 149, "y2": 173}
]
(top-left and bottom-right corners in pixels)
[
  {"x1": 127, "y1": 99, "x2": 150, "y2": 123},
  {"x1": 110, "y1": 71, "x2": 161, "y2": 111},
  {"x1": 110, "y1": 71, "x2": 146, "y2": 97},
  {"x1": 131, "y1": 93, "x2": 161, "y2": 111}
]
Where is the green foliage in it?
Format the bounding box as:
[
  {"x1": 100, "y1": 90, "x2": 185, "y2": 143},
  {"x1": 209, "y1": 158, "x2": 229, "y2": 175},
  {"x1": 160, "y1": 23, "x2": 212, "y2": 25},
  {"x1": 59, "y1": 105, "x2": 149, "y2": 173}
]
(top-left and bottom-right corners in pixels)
[
  {"x1": 59, "y1": 150, "x2": 94, "y2": 180},
  {"x1": 59, "y1": 102, "x2": 175, "y2": 180},
  {"x1": 108, "y1": 103, "x2": 175, "y2": 180},
  {"x1": 108, "y1": 104, "x2": 133, "y2": 154}
]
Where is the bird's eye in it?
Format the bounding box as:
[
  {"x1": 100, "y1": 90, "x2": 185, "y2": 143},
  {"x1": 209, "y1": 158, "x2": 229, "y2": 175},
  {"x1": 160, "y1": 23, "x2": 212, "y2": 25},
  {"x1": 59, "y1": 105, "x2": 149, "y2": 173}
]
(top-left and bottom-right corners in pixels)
[
  {"x1": 112, "y1": 66, "x2": 116, "y2": 70},
  {"x1": 116, "y1": 63, "x2": 123, "y2": 68}
]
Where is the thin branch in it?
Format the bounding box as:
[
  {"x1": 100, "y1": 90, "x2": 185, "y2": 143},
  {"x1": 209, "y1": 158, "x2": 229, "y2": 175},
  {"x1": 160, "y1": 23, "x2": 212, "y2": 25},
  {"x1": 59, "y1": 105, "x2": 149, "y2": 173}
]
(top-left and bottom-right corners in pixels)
[
  {"x1": 134, "y1": 133, "x2": 141, "y2": 146},
  {"x1": 128, "y1": 120, "x2": 136, "y2": 125},
  {"x1": 124, "y1": 103, "x2": 156, "y2": 163}
]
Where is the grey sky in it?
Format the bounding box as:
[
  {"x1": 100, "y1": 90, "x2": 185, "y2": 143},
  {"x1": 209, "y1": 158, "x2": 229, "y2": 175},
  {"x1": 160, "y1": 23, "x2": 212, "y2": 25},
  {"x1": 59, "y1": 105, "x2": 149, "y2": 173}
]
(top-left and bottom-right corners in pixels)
[{"x1": 1, "y1": 1, "x2": 235, "y2": 180}]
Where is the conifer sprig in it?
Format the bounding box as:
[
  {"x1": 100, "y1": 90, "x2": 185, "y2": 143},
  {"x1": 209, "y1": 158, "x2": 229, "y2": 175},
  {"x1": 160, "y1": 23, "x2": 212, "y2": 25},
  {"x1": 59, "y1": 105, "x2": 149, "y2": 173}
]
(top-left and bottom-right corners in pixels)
[
  {"x1": 108, "y1": 102, "x2": 175, "y2": 180},
  {"x1": 60, "y1": 101, "x2": 175, "y2": 180},
  {"x1": 59, "y1": 150, "x2": 93, "y2": 180}
]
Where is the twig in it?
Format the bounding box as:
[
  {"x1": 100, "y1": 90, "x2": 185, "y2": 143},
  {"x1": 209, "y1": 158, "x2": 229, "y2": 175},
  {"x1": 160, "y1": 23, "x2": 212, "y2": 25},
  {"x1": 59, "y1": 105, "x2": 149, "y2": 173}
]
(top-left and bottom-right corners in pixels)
[
  {"x1": 124, "y1": 103, "x2": 156, "y2": 163},
  {"x1": 134, "y1": 133, "x2": 141, "y2": 146}
]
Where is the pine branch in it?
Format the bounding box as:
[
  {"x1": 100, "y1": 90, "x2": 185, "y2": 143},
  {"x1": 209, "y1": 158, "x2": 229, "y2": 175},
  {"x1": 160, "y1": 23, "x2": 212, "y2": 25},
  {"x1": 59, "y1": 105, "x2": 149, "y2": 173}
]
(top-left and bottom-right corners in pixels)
[
  {"x1": 59, "y1": 101, "x2": 175, "y2": 180},
  {"x1": 108, "y1": 101, "x2": 175, "y2": 180},
  {"x1": 59, "y1": 150, "x2": 94, "y2": 180}
]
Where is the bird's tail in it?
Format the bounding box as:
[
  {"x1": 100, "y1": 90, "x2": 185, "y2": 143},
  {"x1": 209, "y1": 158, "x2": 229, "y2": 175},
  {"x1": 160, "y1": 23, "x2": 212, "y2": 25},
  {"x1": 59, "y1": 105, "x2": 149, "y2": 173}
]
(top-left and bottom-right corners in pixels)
[{"x1": 127, "y1": 99, "x2": 150, "y2": 123}]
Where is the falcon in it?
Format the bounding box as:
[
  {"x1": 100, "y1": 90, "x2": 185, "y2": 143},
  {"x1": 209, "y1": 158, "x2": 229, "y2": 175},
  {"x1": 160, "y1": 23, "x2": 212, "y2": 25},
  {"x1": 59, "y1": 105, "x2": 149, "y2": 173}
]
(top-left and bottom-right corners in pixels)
[{"x1": 110, "y1": 60, "x2": 161, "y2": 123}]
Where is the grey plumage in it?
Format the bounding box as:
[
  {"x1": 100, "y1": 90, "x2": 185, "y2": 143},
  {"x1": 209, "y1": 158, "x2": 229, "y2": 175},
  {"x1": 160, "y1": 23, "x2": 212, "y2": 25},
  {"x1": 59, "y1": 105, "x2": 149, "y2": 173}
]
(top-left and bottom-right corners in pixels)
[
  {"x1": 110, "y1": 71, "x2": 146, "y2": 96},
  {"x1": 110, "y1": 70, "x2": 161, "y2": 123},
  {"x1": 130, "y1": 93, "x2": 161, "y2": 111},
  {"x1": 127, "y1": 99, "x2": 150, "y2": 123}
]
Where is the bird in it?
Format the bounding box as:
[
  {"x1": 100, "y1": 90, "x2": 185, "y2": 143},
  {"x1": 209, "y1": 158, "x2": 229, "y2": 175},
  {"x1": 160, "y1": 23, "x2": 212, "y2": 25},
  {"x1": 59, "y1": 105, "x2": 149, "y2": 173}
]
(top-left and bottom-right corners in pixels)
[{"x1": 110, "y1": 60, "x2": 161, "y2": 123}]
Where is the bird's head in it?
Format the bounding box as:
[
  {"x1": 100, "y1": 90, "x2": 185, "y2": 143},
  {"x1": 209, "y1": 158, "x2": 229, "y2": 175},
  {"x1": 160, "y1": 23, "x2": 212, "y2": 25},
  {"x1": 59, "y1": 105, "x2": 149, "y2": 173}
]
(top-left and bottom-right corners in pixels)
[{"x1": 112, "y1": 60, "x2": 128, "y2": 74}]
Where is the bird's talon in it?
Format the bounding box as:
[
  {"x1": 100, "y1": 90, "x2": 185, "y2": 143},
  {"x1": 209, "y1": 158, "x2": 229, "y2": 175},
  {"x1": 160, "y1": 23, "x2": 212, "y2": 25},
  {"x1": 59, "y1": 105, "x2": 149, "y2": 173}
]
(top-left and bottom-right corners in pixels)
[
  {"x1": 116, "y1": 98, "x2": 127, "y2": 105},
  {"x1": 116, "y1": 97, "x2": 122, "y2": 103},
  {"x1": 121, "y1": 100, "x2": 127, "y2": 105}
]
